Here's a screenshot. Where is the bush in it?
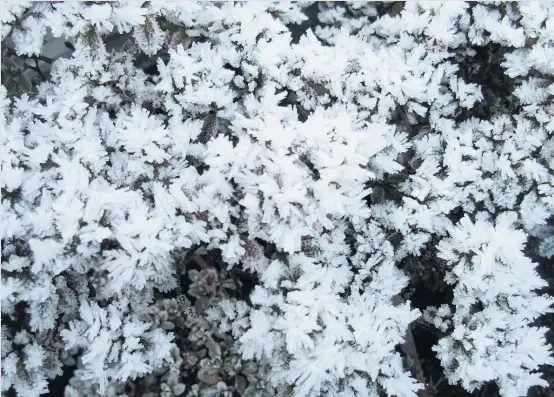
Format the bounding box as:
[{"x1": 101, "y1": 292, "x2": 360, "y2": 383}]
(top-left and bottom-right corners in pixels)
[{"x1": 1, "y1": 2, "x2": 554, "y2": 397}]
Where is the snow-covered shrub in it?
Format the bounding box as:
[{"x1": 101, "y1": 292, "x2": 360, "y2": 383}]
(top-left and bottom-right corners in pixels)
[
  {"x1": 2, "y1": 2, "x2": 554, "y2": 397},
  {"x1": 63, "y1": 266, "x2": 270, "y2": 397},
  {"x1": 434, "y1": 213, "x2": 553, "y2": 396}
]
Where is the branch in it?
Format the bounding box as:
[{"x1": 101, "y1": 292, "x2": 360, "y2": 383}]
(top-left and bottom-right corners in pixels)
[
  {"x1": 403, "y1": 324, "x2": 430, "y2": 397},
  {"x1": 32, "y1": 57, "x2": 46, "y2": 81},
  {"x1": 393, "y1": 294, "x2": 430, "y2": 397},
  {"x1": 5, "y1": 46, "x2": 56, "y2": 64},
  {"x1": 35, "y1": 54, "x2": 55, "y2": 64},
  {"x1": 191, "y1": 253, "x2": 210, "y2": 270}
]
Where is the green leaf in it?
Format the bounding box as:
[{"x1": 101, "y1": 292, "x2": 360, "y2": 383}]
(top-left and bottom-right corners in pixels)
[{"x1": 389, "y1": 1, "x2": 404, "y2": 16}]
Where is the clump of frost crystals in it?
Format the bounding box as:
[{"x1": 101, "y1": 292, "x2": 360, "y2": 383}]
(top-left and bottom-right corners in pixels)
[
  {"x1": 210, "y1": 255, "x2": 421, "y2": 397},
  {"x1": 209, "y1": 84, "x2": 406, "y2": 261},
  {"x1": 435, "y1": 212, "x2": 554, "y2": 396},
  {"x1": 206, "y1": 87, "x2": 422, "y2": 396}
]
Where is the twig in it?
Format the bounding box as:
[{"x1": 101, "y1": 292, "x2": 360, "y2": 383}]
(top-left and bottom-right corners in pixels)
[
  {"x1": 5, "y1": 46, "x2": 55, "y2": 65},
  {"x1": 33, "y1": 57, "x2": 46, "y2": 81},
  {"x1": 191, "y1": 253, "x2": 210, "y2": 270},
  {"x1": 35, "y1": 54, "x2": 55, "y2": 64},
  {"x1": 401, "y1": 322, "x2": 430, "y2": 397},
  {"x1": 428, "y1": 375, "x2": 445, "y2": 392},
  {"x1": 479, "y1": 383, "x2": 488, "y2": 397}
]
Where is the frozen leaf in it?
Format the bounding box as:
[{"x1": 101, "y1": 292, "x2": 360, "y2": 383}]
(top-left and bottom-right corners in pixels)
[
  {"x1": 205, "y1": 336, "x2": 221, "y2": 360},
  {"x1": 235, "y1": 375, "x2": 247, "y2": 395},
  {"x1": 198, "y1": 366, "x2": 221, "y2": 385}
]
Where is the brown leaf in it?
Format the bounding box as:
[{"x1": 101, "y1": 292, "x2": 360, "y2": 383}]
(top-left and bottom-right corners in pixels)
[{"x1": 198, "y1": 366, "x2": 221, "y2": 385}]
